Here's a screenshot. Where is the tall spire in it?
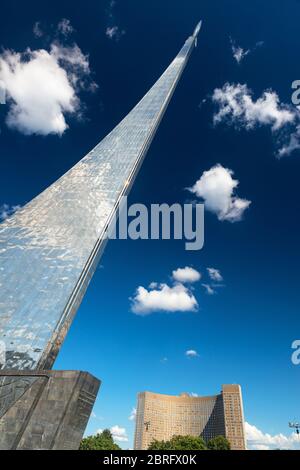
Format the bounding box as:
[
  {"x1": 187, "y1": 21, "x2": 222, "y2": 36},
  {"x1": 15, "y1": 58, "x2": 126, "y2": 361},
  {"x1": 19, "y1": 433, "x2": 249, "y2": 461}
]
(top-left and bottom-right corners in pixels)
[
  {"x1": 193, "y1": 20, "x2": 202, "y2": 39},
  {"x1": 0, "y1": 24, "x2": 201, "y2": 371}
]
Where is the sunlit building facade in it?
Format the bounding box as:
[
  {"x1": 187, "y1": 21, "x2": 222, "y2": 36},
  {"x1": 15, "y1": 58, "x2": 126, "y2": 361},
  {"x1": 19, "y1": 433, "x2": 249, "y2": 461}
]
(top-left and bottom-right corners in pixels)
[{"x1": 134, "y1": 385, "x2": 246, "y2": 450}]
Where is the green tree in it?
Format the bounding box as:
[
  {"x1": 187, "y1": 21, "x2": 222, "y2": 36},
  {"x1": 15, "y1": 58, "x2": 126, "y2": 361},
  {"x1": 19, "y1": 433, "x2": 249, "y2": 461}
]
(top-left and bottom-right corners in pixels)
[
  {"x1": 79, "y1": 429, "x2": 121, "y2": 450},
  {"x1": 148, "y1": 439, "x2": 172, "y2": 450},
  {"x1": 148, "y1": 435, "x2": 207, "y2": 450},
  {"x1": 207, "y1": 436, "x2": 231, "y2": 450}
]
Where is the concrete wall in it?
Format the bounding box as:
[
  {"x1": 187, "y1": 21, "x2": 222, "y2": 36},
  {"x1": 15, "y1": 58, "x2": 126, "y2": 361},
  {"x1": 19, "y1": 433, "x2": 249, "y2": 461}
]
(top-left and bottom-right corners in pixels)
[{"x1": 0, "y1": 370, "x2": 100, "y2": 450}]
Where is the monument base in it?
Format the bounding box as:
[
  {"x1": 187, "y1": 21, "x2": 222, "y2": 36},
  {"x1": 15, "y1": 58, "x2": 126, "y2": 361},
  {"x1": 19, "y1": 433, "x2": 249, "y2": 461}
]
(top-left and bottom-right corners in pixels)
[{"x1": 0, "y1": 370, "x2": 100, "y2": 450}]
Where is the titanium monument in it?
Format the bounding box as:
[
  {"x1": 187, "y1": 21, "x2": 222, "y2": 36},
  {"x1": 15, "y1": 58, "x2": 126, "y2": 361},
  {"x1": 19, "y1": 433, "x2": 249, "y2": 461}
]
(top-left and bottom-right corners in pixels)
[{"x1": 0, "y1": 22, "x2": 202, "y2": 449}]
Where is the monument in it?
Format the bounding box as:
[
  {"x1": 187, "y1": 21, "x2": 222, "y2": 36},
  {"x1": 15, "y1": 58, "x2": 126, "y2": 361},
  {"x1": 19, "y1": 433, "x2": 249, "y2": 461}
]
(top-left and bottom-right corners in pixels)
[{"x1": 0, "y1": 22, "x2": 202, "y2": 449}]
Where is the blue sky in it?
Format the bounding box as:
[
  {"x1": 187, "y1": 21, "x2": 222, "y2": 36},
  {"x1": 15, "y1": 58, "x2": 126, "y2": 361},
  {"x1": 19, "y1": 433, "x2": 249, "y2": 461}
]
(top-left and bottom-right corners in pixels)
[{"x1": 0, "y1": 0, "x2": 300, "y2": 450}]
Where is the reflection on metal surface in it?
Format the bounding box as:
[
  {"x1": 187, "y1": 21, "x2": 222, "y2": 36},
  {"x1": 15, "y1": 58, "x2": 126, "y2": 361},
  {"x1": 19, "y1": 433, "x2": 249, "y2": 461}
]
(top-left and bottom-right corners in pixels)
[{"x1": 0, "y1": 24, "x2": 201, "y2": 371}]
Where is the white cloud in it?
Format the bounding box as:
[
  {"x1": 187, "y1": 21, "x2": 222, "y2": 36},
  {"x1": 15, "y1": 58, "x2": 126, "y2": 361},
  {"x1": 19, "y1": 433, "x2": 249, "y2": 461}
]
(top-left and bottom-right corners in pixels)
[
  {"x1": 246, "y1": 422, "x2": 300, "y2": 450},
  {"x1": 278, "y1": 124, "x2": 300, "y2": 158},
  {"x1": 189, "y1": 164, "x2": 251, "y2": 222},
  {"x1": 212, "y1": 83, "x2": 300, "y2": 157},
  {"x1": 33, "y1": 19, "x2": 74, "y2": 39},
  {"x1": 33, "y1": 22, "x2": 43, "y2": 38},
  {"x1": 0, "y1": 42, "x2": 95, "y2": 135},
  {"x1": 57, "y1": 18, "x2": 74, "y2": 37},
  {"x1": 131, "y1": 283, "x2": 198, "y2": 315},
  {"x1": 207, "y1": 267, "x2": 223, "y2": 282},
  {"x1": 50, "y1": 43, "x2": 89, "y2": 71},
  {"x1": 50, "y1": 43, "x2": 96, "y2": 90},
  {"x1": 172, "y1": 266, "x2": 201, "y2": 283},
  {"x1": 202, "y1": 283, "x2": 215, "y2": 295},
  {"x1": 190, "y1": 392, "x2": 199, "y2": 397},
  {"x1": 230, "y1": 38, "x2": 264, "y2": 64},
  {"x1": 185, "y1": 349, "x2": 199, "y2": 358},
  {"x1": 106, "y1": 26, "x2": 125, "y2": 41},
  {"x1": 110, "y1": 425, "x2": 128, "y2": 442},
  {"x1": 95, "y1": 425, "x2": 128, "y2": 442},
  {"x1": 213, "y1": 83, "x2": 295, "y2": 131},
  {"x1": 0, "y1": 203, "x2": 21, "y2": 221},
  {"x1": 0, "y1": 80, "x2": 5, "y2": 104},
  {"x1": 149, "y1": 281, "x2": 158, "y2": 289},
  {"x1": 232, "y1": 46, "x2": 249, "y2": 64},
  {"x1": 106, "y1": 0, "x2": 125, "y2": 40},
  {"x1": 230, "y1": 41, "x2": 250, "y2": 64},
  {"x1": 128, "y1": 408, "x2": 136, "y2": 421}
]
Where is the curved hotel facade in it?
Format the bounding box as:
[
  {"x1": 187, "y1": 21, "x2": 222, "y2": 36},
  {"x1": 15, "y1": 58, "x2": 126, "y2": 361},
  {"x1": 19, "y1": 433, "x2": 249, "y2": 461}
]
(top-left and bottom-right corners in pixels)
[{"x1": 134, "y1": 384, "x2": 246, "y2": 450}]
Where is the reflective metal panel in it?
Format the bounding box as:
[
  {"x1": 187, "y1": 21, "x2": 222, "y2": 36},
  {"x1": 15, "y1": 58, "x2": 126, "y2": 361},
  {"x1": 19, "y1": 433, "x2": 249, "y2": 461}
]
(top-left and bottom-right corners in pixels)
[{"x1": 0, "y1": 25, "x2": 201, "y2": 370}]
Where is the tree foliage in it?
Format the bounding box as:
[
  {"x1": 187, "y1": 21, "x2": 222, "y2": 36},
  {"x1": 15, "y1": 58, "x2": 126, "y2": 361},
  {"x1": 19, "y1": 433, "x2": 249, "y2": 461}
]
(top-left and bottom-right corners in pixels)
[
  {"x1": 148, "y1": 435, "x2": 207, "y2": 450},
  {"x1": 207, "y1": 435, "x2": 231, "y2": 450},
  {"x1": 79, "y1": 429, "x2": 121, "y2": 450},
  {"x1": 148, "y1": 434, "x2": 231, "y2": 450}
]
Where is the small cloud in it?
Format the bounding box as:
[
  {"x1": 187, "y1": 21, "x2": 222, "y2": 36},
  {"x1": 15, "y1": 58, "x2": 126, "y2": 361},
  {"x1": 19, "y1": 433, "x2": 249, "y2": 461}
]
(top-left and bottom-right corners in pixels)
[
  {"x1": 207, "y1": 267, "x2": 223, "y2": 282},
  {"x1": 107, "y1": 0, "x2": 117, "y2": 18},
  {"x1": 190, "y1": 392, "x2": 199, "y2": 397},
  {"x1": 185, "y1": 349, "x2": 199, "y2": 358},
  {"x1": 110, "y1": 425, "x2": 128, "y2": 442},
  {"x1": 131, "y1": 282, "x2": 198, "y2": 315},
  {"x1": 233, "y1": 46, "x2": 249, "y2": 64},
  {"x1": 128, "y1": 408, "x2": 136, "y2": 421},
  {"x1": 202, "y1": 283, "x2": 215, "y2": 295},
  {"x1": 106, "y1": 0, "x2": 125, "y2": 40},
  {"x1": 0, "y1": 80, "x2": 5, "y2": 104},
  {"x1": 189, "y1": 164, "x2": 251, "y2": 222},
  {"x1": 278, "y1": 124, "x2": 300, "y2": 158},
  {"x1": 149, "y1": 281, "x2": 158, "y2": 289},
  {"x1": 230, "y1": 39, "x2": 250, "y2": 64},
  {"x1": 57, "y1": 18, "x2": 74, "y2": 37},
  {"x1": 198, "y1": 98, "x2": 207, "y2": 109},
  {"x1": 33, "y1": 21, "x2": 43, "y2": 38},
  {"x1": 230, "y1": 38, "x2": 264, "y2": 64},
  {"x1": 160, "y1": 357, "x2": 168, "y2": 363},
  {"x1": 94, "y1": 425, "x2": 128, "y2": 442},
  {"x1": 172, "y1": 266, "x2": 201, "y2": 283},
  {"x1": 105, "y1": 26, "x2": 125, "y2": 41},
  {"x1": 0, "y1": 203, "x2": 21, "y2": 221}
]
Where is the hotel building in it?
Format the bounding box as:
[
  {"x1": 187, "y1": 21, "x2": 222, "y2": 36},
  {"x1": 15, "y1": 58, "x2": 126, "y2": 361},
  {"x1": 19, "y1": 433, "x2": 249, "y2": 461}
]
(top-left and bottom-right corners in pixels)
[{"x1": 134, "y1": 384, "x2": 246, "y2": 450}]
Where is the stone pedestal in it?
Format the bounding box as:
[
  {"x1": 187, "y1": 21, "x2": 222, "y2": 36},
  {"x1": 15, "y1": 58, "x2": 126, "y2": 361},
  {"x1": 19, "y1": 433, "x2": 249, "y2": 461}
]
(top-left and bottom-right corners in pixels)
[{"x1": 0, "y1": 370, "x2": 100, "y2": 450}]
